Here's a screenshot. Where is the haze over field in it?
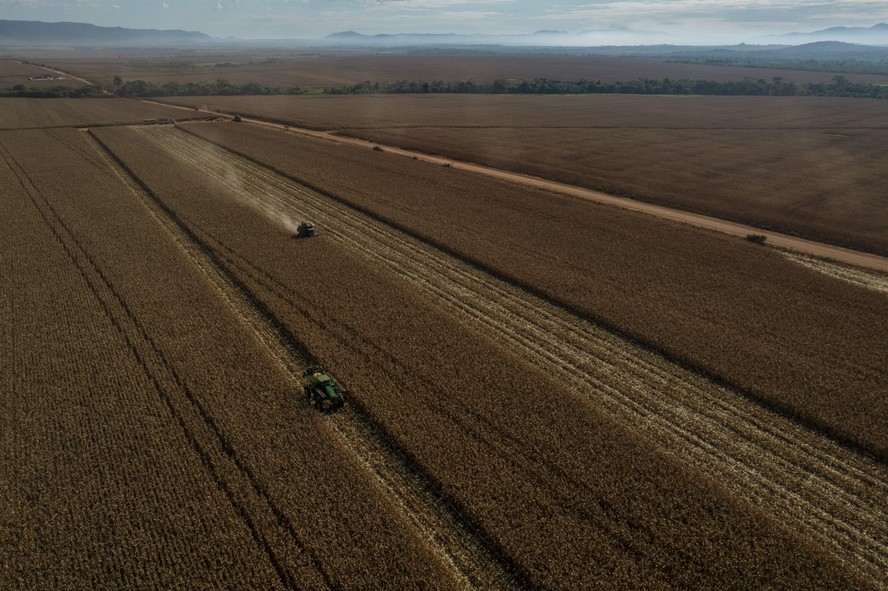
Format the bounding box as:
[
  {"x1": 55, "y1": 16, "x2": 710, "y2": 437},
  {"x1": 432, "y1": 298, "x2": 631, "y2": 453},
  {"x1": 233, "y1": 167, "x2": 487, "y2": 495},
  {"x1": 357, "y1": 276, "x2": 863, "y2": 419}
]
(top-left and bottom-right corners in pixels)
[{"x1": 1, "y1": 0, "x2": 888, "y2": 44}]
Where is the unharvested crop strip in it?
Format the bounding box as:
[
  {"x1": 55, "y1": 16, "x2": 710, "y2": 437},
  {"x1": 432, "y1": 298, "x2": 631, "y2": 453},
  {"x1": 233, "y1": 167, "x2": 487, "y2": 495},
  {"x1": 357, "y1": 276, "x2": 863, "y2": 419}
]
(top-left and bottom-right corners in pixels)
[
  {"x1": 0, "y1": 142, "x2": 303, "y2": 590},
  {"x1": 138, "y1": 125, "x2": 888, "y2": 587},
  {"x1": 51, "y1": 131, "x2": 338, "y2": 590},
  {"x1": 88, "y1": 128, "x2": 521, "y2": 591}
]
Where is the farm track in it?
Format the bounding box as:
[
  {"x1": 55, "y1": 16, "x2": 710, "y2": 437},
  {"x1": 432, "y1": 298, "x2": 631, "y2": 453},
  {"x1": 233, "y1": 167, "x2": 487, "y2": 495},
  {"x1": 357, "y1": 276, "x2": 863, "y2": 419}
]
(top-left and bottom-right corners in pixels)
[
  {"x1": 85, "y1": 129, "x2": 520, "y2": 591},
  {"x1": 144, "y1": 101, "x2": 888, "y2": 270},
  {"x1": 136, "y1": 125, "x2": 888, "y2": 587}
]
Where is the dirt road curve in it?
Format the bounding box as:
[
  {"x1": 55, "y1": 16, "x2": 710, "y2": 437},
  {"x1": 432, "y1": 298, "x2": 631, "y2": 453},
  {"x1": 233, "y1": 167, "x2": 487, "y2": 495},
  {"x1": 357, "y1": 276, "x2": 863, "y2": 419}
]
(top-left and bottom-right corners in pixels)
[
  {"x1": 136, "y1": 126, "x2": 888, "y2": 588},
  {"x1": 143, "y1": 100, "x2": 888, "y2": 273}
]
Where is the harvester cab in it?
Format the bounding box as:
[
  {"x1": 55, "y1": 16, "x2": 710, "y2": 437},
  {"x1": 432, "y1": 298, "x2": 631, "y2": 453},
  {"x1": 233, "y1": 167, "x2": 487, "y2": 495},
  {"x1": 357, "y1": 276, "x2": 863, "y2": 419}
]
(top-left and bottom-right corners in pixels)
[
  {"x1": 294, "y1": 221, "x2": 316, "y2": 238},
  {"x1": 302, "y1": 365, "x2": 345, "y2": 412}
]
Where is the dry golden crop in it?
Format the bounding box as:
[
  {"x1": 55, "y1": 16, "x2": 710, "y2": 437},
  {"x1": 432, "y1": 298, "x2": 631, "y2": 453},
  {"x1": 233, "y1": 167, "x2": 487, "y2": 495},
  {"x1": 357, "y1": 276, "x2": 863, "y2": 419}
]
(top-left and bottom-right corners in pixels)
[
  {"x1": 1, "y1": 127, "x2": 456, "y2": 589},
  {"x1": 90, "y1": 124, "x2": 879, "y2": 590},
  {"x1": 180, "y1": 121, "x2": 888, "y2": 460},
  {"x1": 0, "y1": 131, "x2": 283, "y2": 589},
  {"x1": 0, "y1": 59, "x2": 84, "y2": 89}
]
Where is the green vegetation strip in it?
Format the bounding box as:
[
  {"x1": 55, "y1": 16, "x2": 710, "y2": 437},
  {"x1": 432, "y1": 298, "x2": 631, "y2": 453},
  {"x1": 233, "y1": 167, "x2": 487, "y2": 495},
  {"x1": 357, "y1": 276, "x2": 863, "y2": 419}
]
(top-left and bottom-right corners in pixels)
[
  {"x1": 108, "y1": 74, "x2": 888, "y2": 99},
  {"x1": 7, "y1": 75, "x2": 883, "y2": 99}
]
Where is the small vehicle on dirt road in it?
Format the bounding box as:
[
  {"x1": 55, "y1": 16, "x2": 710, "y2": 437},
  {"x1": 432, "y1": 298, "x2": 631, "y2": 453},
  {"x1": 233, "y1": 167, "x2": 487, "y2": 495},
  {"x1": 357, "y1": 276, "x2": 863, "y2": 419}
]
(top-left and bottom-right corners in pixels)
[{"x1": 303, "y1": 365, "x2": 345, "y2": 412}]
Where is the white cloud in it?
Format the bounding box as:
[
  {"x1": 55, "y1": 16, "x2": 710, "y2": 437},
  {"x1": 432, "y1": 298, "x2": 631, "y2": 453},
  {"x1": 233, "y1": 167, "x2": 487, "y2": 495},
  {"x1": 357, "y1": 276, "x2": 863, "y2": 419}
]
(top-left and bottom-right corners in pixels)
[{"x1": 539, "y1": 0, "x2": 888, "y2": 29}]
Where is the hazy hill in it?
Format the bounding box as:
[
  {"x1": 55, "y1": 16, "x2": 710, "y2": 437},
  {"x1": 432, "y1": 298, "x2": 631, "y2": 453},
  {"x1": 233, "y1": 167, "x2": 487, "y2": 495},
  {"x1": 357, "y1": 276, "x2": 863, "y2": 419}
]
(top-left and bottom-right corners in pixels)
[
  {"x1": 766, "y1": 40, "x2": 888, "y2": 59},
  {"x1": 776, "y1": 23, "x2": 888, "y2": 45},
  {"x1": 0, "y1": 19, "x2": 211, "y2": 46}
]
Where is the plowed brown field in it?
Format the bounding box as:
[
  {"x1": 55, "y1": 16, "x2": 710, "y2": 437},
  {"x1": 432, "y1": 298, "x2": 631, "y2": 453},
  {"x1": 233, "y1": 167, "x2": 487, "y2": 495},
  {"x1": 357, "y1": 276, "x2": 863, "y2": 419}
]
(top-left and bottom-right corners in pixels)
[{"x1": 160, "y1": 94, "x2": 888, "y2": 255}]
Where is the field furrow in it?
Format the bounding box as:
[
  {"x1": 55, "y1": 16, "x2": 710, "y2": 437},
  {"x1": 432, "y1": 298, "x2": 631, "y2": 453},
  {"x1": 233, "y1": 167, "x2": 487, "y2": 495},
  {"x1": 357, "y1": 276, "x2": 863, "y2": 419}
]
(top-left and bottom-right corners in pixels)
[
  {"x1": 136, "y1": 124, "x2": 888, "y2": 587},
  {"x1": 85, "y1": 128, "x2": 517, "y2": 590}
]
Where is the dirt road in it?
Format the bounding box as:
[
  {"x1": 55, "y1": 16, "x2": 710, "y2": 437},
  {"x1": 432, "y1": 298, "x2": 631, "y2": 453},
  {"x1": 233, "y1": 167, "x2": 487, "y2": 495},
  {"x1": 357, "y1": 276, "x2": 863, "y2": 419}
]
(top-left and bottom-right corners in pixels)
[
  {"x1": 286, "y1": 124, "x2": 888, "y2": 273},
  {"x1": 143, "y1": 100, "x2": 888, "y2": 274}
]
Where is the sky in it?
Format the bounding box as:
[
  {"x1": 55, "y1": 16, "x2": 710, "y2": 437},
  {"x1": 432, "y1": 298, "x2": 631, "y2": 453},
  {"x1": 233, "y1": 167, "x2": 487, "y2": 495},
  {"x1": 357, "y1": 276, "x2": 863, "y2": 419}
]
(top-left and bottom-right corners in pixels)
[{"x1": 1, "y1": 0, "x2": 887, "y2": 43}]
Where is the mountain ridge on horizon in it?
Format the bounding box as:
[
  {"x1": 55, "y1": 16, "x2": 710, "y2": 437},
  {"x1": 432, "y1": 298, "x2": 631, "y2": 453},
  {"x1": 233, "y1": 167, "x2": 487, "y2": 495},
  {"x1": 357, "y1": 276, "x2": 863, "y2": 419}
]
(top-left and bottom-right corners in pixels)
[
  {"x1": 1, "y1": 18, "x2": 887, "y2": 48},
  {"x1": 0, "y1": 19, "x2": 210, "y2": 46}
]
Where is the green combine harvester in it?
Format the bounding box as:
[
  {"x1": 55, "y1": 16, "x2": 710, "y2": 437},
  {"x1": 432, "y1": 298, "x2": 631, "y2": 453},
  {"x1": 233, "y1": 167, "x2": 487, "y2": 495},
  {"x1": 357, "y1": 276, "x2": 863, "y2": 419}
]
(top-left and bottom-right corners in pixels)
[{"x1": 302, "y1": 365, "x2": 345, "y2": 412}]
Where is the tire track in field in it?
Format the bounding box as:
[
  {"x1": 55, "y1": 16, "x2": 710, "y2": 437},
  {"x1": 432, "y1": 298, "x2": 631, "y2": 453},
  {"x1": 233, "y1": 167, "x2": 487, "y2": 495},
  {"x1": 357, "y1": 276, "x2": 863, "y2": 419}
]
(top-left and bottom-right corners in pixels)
[
  {"x1": 139, "y1": 125, "x2": 888, "y2": 588},
  {"x1": 88, "y1": 129, "x2": 521, "y2": 591}
]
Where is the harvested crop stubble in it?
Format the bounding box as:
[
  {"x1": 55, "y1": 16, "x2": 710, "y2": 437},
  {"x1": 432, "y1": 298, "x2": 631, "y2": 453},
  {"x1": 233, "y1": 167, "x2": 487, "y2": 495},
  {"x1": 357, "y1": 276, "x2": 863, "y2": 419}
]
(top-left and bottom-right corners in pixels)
[
  {"x1": 182, "y1": 121, "x2": 888, "y2": 459},
  {"x1": 0, "y1": 97, "x2": 189, "y2": 130},
  {"x1": 163, "y1": 94, "x2": 888, "y2": 255},
  {"x1": 1, "y1": 128, "x2": 455, "y2": 589},
  {"x1": 93, "y1": 124, "x2": 876, "y2": 589}
]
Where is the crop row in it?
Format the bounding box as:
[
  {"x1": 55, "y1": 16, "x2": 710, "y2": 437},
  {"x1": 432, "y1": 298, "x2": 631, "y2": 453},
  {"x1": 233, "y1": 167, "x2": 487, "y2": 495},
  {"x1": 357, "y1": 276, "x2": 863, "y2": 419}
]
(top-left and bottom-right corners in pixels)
[
  {"x1": 180, "y1": 120, "x2": 888, "y2": 460},
  {"x1": 1, "y1": 128, "x2": 453, "y2": 589},
  {"x1": 92, "y1": 124, "x2": 875, "y2": 589},
  {"x1": 163, "y1": 93, "x2": 888, "y2": 130},
  {"x1": 0, "y1": 132, "x2": 282, "y2": 589}
]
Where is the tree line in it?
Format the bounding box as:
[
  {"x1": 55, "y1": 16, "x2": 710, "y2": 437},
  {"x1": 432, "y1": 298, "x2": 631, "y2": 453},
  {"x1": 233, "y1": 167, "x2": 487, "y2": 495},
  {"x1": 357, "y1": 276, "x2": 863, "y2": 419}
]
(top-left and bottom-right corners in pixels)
[
  {"x1": 113, "y1": 78, "x2": 302, "y2": 97},
  {"x1": 0, "y1": 84, "x2": 106, "y2": 98},
  {"x1": 329, "y1": 75, "x2": 888, "y2": 99},
  {"x1": 6, "y1": 75, "x2": 886, "y2": 99},
  {"x1": 115, "y1": 75, "x2": 888, "y2": 99}
]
